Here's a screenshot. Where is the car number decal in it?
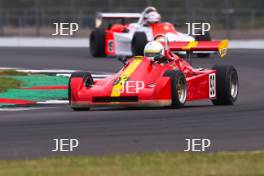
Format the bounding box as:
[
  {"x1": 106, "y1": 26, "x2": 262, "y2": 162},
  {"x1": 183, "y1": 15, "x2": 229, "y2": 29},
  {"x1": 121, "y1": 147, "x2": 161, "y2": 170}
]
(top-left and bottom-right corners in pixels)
[
  {"x1": 108, "y1": 40, "x2": 113, "y2": 52},
  {"x1": 209, "y1": 73, "x2": 216, "y2": 98}
]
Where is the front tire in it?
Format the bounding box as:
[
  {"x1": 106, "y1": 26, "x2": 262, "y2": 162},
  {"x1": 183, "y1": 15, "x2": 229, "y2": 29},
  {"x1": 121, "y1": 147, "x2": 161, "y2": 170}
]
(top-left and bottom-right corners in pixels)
[
  {"x1": 212, "y1": 65, "x2": 239, "y2": 105},
  {"x1": 131, "y1": 32, "x2": 148, "y2": 56},
  {"x1": 69, "y1": 72, "x2": 93, "y2": 111},
  {"x1": 164, "y1": 70, "x2": 187, "y2": 108},
  {"x1": 89, "y1": 28, "x2": 106, "y2": 57}
]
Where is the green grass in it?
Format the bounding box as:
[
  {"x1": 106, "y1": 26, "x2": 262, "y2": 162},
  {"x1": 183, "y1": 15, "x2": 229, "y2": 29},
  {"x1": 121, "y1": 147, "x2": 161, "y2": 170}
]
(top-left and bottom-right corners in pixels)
[
  {"x1": 0, "y1": 151, "x2": 264, "y2": 176},
  {"x1": 0, "y1": 70, "x2": 27, "y2": 92},
  {"x1": 0, "y1": 70, "x2": 28, "y2": 76},
  {"x1": 0, "y1": 77, "x2": 22, "y2": 92}
]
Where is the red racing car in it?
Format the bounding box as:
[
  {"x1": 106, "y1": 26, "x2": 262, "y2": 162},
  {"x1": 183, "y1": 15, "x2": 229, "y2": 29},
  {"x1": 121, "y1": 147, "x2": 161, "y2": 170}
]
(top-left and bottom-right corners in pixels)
[
  {"x1": 69, "y1": 35, "x2": 238, "y2": 110},
  {"x1": 90, "y1": 6, "x2": 211, "y2": 57}
]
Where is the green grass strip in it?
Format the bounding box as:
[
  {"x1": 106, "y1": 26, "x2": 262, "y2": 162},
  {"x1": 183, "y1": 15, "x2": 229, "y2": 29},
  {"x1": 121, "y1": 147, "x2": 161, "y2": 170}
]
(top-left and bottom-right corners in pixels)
[
  {"x1": 0, "y1": 77, "x2": 22, "y2": 92},
  {"x1": 0, "y1": 70, "x2": 28, "y2": 76},
  {"x1": 0, "y1": 151, "x2": 264, "y2": 176}
]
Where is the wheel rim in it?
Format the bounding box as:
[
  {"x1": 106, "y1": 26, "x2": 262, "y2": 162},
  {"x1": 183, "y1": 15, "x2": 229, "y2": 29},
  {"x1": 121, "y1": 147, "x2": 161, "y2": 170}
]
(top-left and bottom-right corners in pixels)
[
  {"x1": 230, "y1": 71, "x2": 238, "y2": 99},
  {"x1": 177, "y1": 78, "x2": 187, "y2": 104}
]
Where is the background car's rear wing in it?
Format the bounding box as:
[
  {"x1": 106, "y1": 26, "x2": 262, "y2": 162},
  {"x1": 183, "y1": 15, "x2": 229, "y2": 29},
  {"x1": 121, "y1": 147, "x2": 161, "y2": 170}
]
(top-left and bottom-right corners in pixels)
[
  {"x1": 95, "y1": 13, "x2": 141, "y2": 28},
  {"x1": 169, "y1": 40, "x2": 229, "y2": 58}
]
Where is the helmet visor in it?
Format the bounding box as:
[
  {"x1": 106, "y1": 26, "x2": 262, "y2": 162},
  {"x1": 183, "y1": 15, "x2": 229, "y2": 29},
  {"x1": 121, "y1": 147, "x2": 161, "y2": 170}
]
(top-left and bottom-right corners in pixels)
[{"x1": 145, "y1": 52, "x2": 160, "y2": 58}]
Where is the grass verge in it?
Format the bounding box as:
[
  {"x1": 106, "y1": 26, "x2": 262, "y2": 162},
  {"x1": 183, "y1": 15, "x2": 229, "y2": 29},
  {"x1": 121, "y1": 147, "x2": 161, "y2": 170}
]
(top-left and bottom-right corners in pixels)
[
  {"x1": 0, "y1": 151, "x2": 264, "y2": 176},
  {"x1": 0, "y1": 77, "x2": 22, "y2": 92},
  {"x1": 0, "y1": 70, "x2": 28, "y2": 76},
  {"x1": 0, "y1": 70, "x2": 27, "y2": 92}
]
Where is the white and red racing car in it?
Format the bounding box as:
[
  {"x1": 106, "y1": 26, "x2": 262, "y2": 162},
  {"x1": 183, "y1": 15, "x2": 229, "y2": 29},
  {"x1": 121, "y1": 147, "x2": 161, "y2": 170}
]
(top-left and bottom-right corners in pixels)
[{"x1": 90, "y1": 6, "x2": 211, "y2": 57}]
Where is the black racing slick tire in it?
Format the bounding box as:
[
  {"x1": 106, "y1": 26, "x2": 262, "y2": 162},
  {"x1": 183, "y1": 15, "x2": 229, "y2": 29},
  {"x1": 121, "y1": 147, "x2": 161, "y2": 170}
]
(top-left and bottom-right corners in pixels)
[
  {"x1": 131, "y1": 32, "x2": 148, "y2": 56},
  {"x1": 212, "y1": 65, "x2": 239, "y2": 105},
  {"x1": 164, "y1": 70, "x2": 187, "y2": 108},
  {"x1": 68, "y1": 72, "x2": 93, "y2": 111},
  {"x1": 195, "y1": 31, "x2": 211, "y2": 58},
  {"x1": 89, "y1": 28, "x2": 106, "y2": 57}
]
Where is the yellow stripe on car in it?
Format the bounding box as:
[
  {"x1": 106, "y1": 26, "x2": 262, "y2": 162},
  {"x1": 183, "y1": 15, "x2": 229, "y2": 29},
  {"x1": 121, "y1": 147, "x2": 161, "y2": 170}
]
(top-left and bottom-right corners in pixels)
[
  {"x1": 111, "y1": 59, "x2": 142, "y2": 97},
  {"x1": 182, "y1": 41, "x2": 198, "y2": 50}
]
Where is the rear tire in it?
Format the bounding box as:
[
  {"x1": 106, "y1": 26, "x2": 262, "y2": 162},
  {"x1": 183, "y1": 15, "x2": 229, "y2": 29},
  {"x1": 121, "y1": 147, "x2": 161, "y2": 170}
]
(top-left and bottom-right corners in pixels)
[
  {"x1": 131, "y1": 32, "x2": 148, "y2": 56},
  {"x1": 89, "y1": 28, "x2": 106, "y2": 57},
  {"x1": 164, "y1": 70, "x2": 187, "y2": 108},
  {"x1": 195, "y1": 31, "x2": 211, "y2": 58},
  {"x1": 212, "y1": 65, "x2": 239, "y2": 105},
  {"x1": 69, "y1": 72, "x2": 93, "y2": 111}
]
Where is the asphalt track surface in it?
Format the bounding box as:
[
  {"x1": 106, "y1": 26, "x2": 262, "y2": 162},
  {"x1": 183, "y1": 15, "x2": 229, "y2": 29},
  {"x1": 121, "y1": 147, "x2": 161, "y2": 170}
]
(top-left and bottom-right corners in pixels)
[{"x1": 0, "y1": 47, "x2": 264, "y2": 159}]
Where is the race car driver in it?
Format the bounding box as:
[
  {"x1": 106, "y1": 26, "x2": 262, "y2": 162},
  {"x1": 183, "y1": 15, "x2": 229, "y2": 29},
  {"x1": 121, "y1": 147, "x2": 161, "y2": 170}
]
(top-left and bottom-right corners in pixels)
[
  {"x1": 144, "y1": 41, "x2": 169, "y2": 63},
  {"x1": 127, "y1": 7, "x2": 161, "y2": 32},
  {"x1": 143, "y1": 10, "x2": 161, "y2": 25}
]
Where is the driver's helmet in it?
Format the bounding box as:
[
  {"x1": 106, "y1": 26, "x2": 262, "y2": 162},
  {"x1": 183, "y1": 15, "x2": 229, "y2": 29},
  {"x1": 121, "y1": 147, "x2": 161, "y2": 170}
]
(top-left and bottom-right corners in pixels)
[
  {"x1": 144, "y1": 41, "x2": 165, "y2": 61},
  {"x1": 145, "y1": 11, "x2": 161, "y2": 24}
]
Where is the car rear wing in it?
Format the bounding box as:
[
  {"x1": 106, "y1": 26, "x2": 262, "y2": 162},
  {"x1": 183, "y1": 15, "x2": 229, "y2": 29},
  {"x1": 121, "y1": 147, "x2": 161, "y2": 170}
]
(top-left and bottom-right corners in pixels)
[
  {"x1": 168, "y1": 40, "x2": 229, "y2": 58},
  {"x1": 95, "y1": 13, "x2": 141, "y2": 28}
]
